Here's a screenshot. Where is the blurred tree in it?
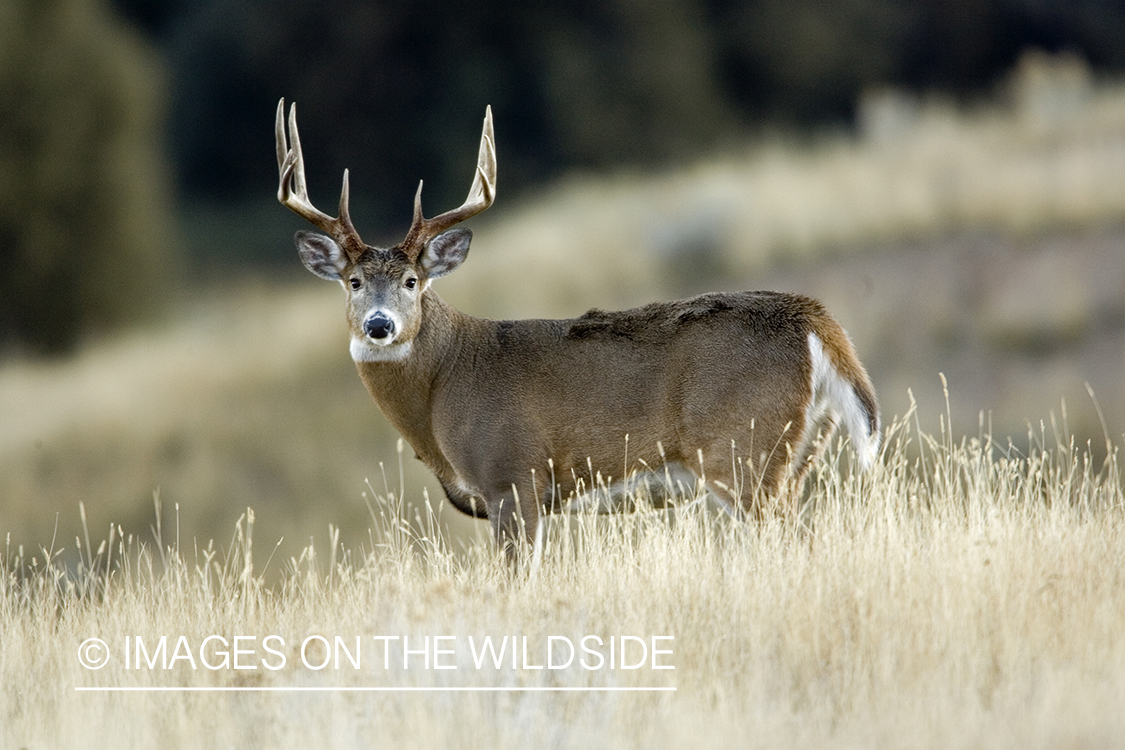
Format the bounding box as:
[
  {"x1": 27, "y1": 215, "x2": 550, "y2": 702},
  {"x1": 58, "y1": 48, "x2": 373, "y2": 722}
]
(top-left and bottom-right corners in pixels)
[
  {"x1": 166, "y1": 0, "x2": 540, "y2": 232},
  {"x1": 709, "y1": 0, "x2": 1125, "y2": 124},
  {"x1": 0, "y1": 0, "x2": 180, "y2": 353},
  {"x1": 711, "y1": 0, "x2": 914, "y2": 122},
  {"x1": 110, "y1": 0, "x2": 188, "y2": 39},
  {"x1": 536, "y1": 0, "x2": 733, "y2": 165},
  {"x1": 162, "y1": 0, "x2": 734, "y2": 239},
  {"x1": 96, "y1": 0, "x2": 1125, "y2": 265}
]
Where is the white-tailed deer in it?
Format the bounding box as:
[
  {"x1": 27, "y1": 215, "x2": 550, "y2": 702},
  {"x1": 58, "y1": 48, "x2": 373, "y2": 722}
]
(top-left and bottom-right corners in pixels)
[{"x1": 275, "y1": 100, "x2": 880, "y2": 555}]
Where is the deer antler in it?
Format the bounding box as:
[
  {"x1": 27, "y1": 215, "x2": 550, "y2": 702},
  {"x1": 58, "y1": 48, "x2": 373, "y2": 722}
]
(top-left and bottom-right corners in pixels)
[
  {"x1": 401, "y1": 105, "x2": 496, "y2": 260},
  {"x1": 275, "y1": 99, "x2": 365, "y2": 259}
]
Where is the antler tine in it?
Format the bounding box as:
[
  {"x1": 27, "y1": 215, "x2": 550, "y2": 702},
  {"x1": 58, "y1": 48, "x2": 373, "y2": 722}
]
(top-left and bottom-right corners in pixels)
[
  {"x1": 275, "y1": 98, "x2": 363, "y2": 256},
  {"x1": 275, "y1": 98, "x2": 289, "y2": 176},
  {"x1": 404, "y1": 106, "x2": 496, "y2": 258}
]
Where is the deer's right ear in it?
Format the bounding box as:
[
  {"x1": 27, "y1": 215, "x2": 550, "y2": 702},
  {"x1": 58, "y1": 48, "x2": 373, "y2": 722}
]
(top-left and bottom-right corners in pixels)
[{"x1": 295, "y1": 231, "x2": 348, "y2": 281}]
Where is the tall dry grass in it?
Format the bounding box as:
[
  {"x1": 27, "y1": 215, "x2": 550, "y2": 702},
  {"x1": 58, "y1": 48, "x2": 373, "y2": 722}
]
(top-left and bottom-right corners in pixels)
[{"x1": 4, "y1": 400, "x2": 1123, "y2": 749}]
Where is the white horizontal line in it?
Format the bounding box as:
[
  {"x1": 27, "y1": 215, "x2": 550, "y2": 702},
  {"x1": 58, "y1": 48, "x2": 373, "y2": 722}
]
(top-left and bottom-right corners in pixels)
[{"x1": 75, "y1": 686, "x2": 676, "y2": 693}]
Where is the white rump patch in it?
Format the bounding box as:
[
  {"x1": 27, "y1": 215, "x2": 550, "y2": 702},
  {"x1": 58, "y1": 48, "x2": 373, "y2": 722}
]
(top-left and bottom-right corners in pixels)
[{"x1": 805, "y1": 333, "x2": 879, "y2": 468}]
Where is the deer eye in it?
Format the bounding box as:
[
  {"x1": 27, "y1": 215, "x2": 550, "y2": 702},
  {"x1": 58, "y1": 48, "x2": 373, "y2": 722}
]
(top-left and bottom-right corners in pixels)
[
  {"x1": 349, "y1": 277, "x2": 361, "y2": 291},
  {"x1": 404, "y1": 277, "x2": 418, "y2": 290}
]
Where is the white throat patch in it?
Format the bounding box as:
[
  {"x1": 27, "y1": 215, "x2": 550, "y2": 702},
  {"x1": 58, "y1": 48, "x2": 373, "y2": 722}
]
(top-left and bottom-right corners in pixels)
[{"x1": 350, "y1": 335, "x2": 413, "y2": 363}]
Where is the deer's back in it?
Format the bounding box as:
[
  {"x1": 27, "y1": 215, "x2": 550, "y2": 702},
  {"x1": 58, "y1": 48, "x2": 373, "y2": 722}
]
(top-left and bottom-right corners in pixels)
[{"x1": 439, "y1": 291, "x2": 824, "y2": 467}]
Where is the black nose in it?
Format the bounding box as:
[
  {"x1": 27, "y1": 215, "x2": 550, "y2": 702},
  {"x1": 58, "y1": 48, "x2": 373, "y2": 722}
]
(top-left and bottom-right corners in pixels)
[{"x1": 364, "y1": 313, "x2": 395, "y2": 340}]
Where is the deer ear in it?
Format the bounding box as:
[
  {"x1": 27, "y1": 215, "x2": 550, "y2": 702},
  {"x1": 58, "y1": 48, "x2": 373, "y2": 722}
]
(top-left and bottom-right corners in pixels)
[
  {"x1": 421, "y1": 228, "x2": 472, "y2": 279},
  {"x1": 295, "y1": 231, "x2": 348, "y2": 281}
]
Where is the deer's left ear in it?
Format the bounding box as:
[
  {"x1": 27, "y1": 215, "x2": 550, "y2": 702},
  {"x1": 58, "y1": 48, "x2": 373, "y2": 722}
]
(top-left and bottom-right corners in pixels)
[{"x1": 421, "y1": 228, "x2": 472, "y2": 279}]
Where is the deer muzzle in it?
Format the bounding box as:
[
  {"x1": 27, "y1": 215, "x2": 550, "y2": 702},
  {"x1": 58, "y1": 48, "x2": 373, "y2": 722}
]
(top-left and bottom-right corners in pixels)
[{"x1": 364, "y1": 312, "x2": 397, "y2": 341}]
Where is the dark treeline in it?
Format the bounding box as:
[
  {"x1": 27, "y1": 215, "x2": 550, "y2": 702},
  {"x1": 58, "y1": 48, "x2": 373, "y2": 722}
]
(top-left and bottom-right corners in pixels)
[
  {"x1": 4, "y1": 0, "x2": 1124, "y2": 352},
  {"x1": 119, "y1": 0, "x2": 1125, "y2": 217}
]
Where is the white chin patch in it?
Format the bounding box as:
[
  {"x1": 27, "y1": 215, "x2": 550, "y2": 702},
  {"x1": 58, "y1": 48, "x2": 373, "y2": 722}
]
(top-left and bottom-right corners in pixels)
[{"x1": 350, "y1": 335, "x2": 412, "y2": 363}]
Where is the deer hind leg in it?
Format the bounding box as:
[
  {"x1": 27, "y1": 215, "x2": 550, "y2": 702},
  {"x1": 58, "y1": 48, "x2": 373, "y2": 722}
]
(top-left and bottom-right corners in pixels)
[
  {"x1": 693, "y1": 440, "x2": 781, "y2": 520},
  {"x1": 788, "y1": 412, "x2": 838, "y2": 496},
  {"x1": 699, "y1": 417, "x2": 828, "y2": 520}
]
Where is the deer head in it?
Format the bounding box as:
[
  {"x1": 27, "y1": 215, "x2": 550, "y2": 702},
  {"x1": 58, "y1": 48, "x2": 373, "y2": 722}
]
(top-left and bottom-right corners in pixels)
[{"x1": 275, "y1": 99, "x2": 496, "y2": 362}]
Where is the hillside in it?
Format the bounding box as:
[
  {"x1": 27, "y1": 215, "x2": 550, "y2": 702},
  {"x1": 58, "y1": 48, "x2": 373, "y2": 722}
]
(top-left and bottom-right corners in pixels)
[{"x1": 2, "y1": 53, "x2": 1124, "y2": 561}]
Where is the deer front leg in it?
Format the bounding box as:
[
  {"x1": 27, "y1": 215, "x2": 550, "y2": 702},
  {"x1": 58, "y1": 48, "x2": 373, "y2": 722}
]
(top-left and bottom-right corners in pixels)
[{"x1": 484, "y1": 481, "x2": 540, "y2": 563}]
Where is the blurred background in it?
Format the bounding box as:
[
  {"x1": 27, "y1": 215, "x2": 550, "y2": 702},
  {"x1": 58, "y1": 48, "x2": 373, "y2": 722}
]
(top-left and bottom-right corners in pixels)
[{"x1": 3, "y1": 0, "x2": 1125, "y2": 565}]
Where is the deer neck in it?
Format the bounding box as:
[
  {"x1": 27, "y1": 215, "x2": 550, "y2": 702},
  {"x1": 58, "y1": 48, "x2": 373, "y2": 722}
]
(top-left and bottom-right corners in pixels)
[{"x1": 352, "y1": 292, "x2": 479, "y2": 470}]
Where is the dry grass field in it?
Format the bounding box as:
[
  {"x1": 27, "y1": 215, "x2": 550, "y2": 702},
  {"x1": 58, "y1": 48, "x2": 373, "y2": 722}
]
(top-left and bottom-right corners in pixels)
[
  {"x1": 2, "y1": 53, "x2": 1125, "y2": 747},
  {"x1": 3, "y1": 410, "x2": 1124, "y2": 749}
]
